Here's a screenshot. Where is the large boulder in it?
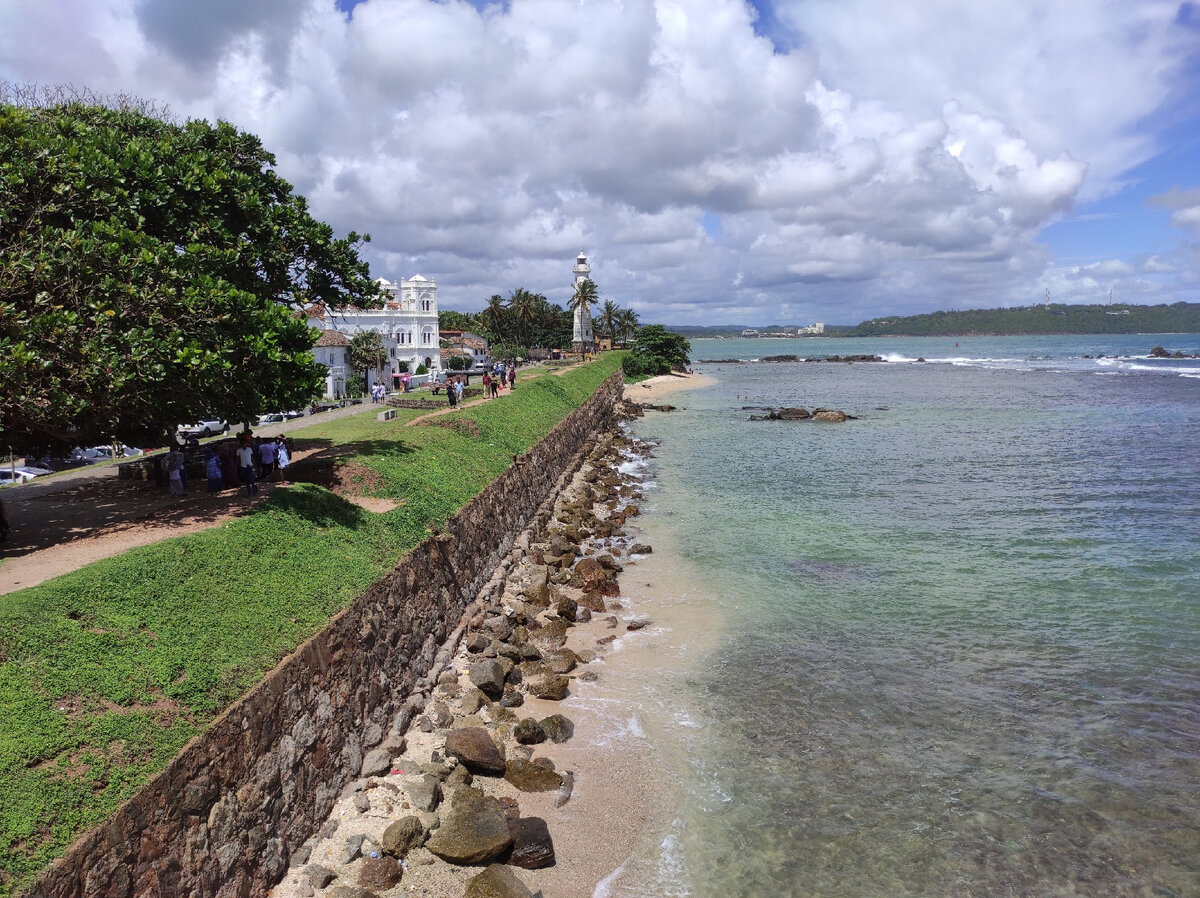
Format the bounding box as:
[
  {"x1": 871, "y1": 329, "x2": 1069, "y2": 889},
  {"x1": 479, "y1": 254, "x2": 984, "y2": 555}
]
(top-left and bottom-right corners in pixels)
[
  {"x1": 381, "y1": 816, "x2": 427, "y2": 858},
  {"x1": 513, "y1": 718, "x2": 547, "y2": 745},
  {"x1": 540, "y1": 714, "x2": 575, "y2": 744},
  {"x1": 425, "y1": 787, "x2": 514, "y2": 865},
  {"x1": 528, "y1": 618, "x2": 569, "y2": 652},
  {"x1": 775, "y1": 407, "x2": 811, "y2": 420},
  {"x1": 504, "y1": 759, "x2": 564, "y2": 792},
  {"x1": 403, "y1": 774, "x2": 442, "y2": 812},
  {"x1": 444, "y1": 728, "x2": 506, "y2": 776},
  {"x1": 508, "y1": 817, "x2": 555, "y2": 869},
  {"x1": 463, "y1": 865, "x2": 537, "y2": 898},
  {"x1": 812, "y1": 409, "x2": 848, "y2": 422},
  {"x1": 469, "y1": 659, "x2": 507, "y2": 698},
  {"x1": 569, "y1": 557, "x2": 611, "y2": 591},
  {"x1": 525, "y1": 671, "x2": 569, "y2": 701},
  {"x1": 357, "y1": 855, "x2": 402, "y2": 891}
]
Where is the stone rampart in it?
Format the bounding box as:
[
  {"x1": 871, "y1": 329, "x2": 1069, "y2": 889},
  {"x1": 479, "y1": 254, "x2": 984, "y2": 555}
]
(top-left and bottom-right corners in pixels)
[{"x1": 28, "y1": 371, "x2": 623, "y2": 898}]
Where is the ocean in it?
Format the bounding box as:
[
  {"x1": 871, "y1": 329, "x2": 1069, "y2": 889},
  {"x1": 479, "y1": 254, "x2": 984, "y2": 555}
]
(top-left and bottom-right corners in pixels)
[{"x1": 594, "y1": 334, "x2": 1200, "y2": 898}]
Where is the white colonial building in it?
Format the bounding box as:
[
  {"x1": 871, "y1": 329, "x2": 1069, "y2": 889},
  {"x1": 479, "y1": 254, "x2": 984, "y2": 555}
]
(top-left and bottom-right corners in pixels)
[
  {"x1": 571, "y1": 251, "x2": 596, "y2": 352},
  {"x1": 305, "y1": 275, "x2": 442, "y2": 393}
]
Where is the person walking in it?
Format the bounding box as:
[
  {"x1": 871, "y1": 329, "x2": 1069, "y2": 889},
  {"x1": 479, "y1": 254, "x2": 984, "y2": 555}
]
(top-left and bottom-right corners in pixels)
[
  {"x1": 447, "y1": 375, "x2": 458, "y2": 408},
  {"x1": 236, "y1": 436, "x2": 258, "y2": 496},
  {"x1": 276, "y1": 437, "x2": 291, "y2": 484},
  {"x1": 490, "y1": 374, "x2": 500, "y2": 399},
  {"x1": 204, "y1": 446, "x2": 224, "y2": 493},
  {"x1": 507, "y1": 365, "x2": 516, "y2": 390},
  {"x1": 454, "y1": 377, "x2": 464, "y2": 406},
  {"x1": 258, "y1": 436, "x2": 277, "y2": 481},
  {"x1": 162, "y1": 447, "x2": 185, "y2": 496}
]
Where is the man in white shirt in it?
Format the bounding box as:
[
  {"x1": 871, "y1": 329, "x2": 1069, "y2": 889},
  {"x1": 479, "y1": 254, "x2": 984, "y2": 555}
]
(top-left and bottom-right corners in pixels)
[{"x1": 236, "y1": 439, "x2": 257, "y2": 496}]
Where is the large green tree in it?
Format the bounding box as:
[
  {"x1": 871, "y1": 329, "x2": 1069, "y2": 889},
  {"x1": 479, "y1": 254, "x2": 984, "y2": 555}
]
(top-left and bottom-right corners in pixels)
[
  {"x1": 349, "y1": 330, "x2": 384, "y2": 385},
  {"x1": 0, "y1": 94, "x2": 381, "y2": 453}
]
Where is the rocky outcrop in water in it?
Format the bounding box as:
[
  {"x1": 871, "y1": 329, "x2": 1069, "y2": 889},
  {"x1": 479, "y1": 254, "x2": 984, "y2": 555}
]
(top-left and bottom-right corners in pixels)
[
  {"x1": 804, "y1": 354, "x2": 884, "y2": 362},
  {"x1": 750, "y1": 407, "x2": 856, "y2": 422},
  {"x1": 1150, "y1": 345, "x2": 1200, "y2": 358}
]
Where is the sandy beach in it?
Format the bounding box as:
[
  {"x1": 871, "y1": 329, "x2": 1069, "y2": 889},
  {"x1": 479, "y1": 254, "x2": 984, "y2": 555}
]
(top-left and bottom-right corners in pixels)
[
  {"x1": 270, "y1": 381, "x2": 722, "y2": 898},
  {"x1": 622, "y1": 372, "x2": 716, "y2": 404}
]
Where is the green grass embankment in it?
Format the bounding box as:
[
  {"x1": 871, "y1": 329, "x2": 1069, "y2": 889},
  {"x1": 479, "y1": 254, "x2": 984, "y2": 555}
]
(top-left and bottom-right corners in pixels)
[{"x1": 0, "y1": 355, "x2": 622, "y2": 895}]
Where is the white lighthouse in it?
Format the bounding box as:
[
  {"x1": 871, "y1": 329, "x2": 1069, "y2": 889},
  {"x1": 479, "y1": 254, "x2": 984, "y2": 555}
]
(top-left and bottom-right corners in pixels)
[{"x1": 571, "y1": 250, "x2": 595, "y2": 351}]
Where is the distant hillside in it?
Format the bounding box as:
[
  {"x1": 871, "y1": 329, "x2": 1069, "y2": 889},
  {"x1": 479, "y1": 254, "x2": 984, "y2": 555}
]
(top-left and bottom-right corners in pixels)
[
  {"x1": 846, "y1": 302, "x2": 1200, "y2": 336},
  {"x1": 665, "y1": 324, "x2": 846, "y2": 338}
]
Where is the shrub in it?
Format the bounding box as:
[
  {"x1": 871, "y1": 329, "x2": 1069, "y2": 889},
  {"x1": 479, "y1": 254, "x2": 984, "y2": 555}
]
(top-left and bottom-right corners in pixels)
[{"x1": 415, "y1": 364, "x2": 428, "y2": 375}]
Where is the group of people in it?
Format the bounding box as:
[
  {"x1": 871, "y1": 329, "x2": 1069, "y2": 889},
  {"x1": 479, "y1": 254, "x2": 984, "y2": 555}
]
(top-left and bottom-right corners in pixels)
[
  {"x1": 163, "y1": 435, "x2": 292, "y2": 498},
  {"x1": 481, "y1": 364, "x2": 517, "y2": 400},
  {"x1": 228, "y1": 434, "x2": 291, "y2": 496}
]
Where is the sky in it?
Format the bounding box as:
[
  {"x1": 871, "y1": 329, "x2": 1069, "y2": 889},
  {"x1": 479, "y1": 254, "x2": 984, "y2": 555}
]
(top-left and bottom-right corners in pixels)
[{"x1": 2, "y1": 0, "x2": 1199, "y2": 325}]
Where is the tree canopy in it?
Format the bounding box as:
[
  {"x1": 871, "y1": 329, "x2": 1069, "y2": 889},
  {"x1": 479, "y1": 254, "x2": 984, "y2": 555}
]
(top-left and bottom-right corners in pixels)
[
  {"x1": 0, "y1": 96, "x2": 381, "y2": 453},
  {"x1": 623, "y1": 324, "x2": 691, "y2": 378}
]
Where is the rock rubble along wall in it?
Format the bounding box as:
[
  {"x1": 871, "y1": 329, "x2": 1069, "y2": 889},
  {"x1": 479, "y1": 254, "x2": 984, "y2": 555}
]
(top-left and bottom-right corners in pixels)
[{"x1": 28, "y1": 371, "x2": 624, "y2": 898}]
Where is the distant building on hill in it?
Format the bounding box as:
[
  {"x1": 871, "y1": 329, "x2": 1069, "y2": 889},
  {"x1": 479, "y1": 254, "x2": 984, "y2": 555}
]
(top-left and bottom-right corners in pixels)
[
  {"x1": 303, "y1": 274, "x2": 442, "y2": 392},
  {"x1": 741, "y1": 328, "x2": 760, "y2": 337}
]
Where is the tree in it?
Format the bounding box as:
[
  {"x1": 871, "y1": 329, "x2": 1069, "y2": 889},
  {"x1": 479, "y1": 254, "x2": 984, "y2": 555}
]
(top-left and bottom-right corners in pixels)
[
  {"x1": 481, "y1": 294, "x2": 508, "y2": 343},
  {"x1": 508, "y1": 287, "x2": 540, "y2": 347},
  {"x1": 624, "y1": 324, "x2": 691, "y2": 377},
  {"x1": 349, "y1": 331, "x2": 383, "y2": 387},
  {"x1": 597, "y1": 299, "x2": 620, "y2": 342},
  {"x1": 438, "y1": 309, "x2": 475, "y2": 333},
  {"x1": 0, "y1": 93, "x2": 381, "y2": 454},
  {"x1": 615, "y1": 307, "x2": 640, "y2": 344}
]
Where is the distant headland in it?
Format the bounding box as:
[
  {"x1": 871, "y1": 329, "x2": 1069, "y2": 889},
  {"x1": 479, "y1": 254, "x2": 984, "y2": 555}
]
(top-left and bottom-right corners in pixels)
[{"x1": 667, "y1": 301, "x2": 1200, "y2": 338}]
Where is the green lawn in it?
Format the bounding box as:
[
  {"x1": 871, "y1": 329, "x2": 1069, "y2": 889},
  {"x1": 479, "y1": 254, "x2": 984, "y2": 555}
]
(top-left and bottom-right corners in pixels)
[{"x1": 0, "y1": 356, "x2": 622, "y2": 895}]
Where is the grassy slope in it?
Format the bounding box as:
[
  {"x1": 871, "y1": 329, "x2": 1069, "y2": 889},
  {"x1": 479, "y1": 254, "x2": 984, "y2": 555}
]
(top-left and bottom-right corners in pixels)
[{"x1": 0, "y1": 356, "x2": 621, "y2": 895}]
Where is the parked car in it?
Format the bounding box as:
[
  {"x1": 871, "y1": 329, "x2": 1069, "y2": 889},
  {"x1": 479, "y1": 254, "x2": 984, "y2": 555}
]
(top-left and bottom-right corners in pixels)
[
  {"x1": 284, "y1": 410, "x2": 305, "y2": 419},
  {"x1": 256, "y1": 413, "x2": 286, "y2": 426},
  {"x1": 177, "y1": 418, "x2": 229, "y2": 438},
  {"x1": 69, "y1": 444, "x2": 143, "y2": 465},
  {"x1": 1, "y1": 468, "x2": 39, "y2": 486}
]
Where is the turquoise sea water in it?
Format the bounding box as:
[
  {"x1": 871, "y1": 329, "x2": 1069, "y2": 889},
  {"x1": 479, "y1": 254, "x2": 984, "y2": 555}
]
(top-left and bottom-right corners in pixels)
[{"x1": 619, "y1": 334, "x2": 1200, "y2": 897}]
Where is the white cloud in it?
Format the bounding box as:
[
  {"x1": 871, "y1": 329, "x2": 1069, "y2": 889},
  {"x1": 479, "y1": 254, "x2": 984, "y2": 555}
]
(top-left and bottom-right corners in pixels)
[{"x1": 1, "y1": 0, "x2": 1197, "y2": 324}]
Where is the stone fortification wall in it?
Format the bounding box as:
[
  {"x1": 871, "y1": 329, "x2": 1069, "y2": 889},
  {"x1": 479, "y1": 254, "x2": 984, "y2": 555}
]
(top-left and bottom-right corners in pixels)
[{"x1": 29, "y1": 371, "x2": 623, "y2": 898}]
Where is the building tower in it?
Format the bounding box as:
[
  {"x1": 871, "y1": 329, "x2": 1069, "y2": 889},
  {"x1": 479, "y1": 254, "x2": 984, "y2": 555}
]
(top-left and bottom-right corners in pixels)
[{"x1": 571, "y1": 250, "x2": 595, "y2": 351}]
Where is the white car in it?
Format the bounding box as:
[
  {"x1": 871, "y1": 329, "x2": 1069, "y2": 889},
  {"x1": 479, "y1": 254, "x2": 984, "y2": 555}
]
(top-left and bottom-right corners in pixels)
[
  {"x1": 178, "y1": 418, "x2": 229, "y2": 438},
  {"x1": 256, "y1": 413, "x2": 287, "y2": 426},
  {"x1": 1, "y1": 468, "x2": 38, "y2": 486}
]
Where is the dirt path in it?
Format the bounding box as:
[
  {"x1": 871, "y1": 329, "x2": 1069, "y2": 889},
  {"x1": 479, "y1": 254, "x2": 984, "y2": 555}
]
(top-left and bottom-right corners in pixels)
[{"x1": 0, "y1": 365, "x2": 585, "y2": 595}]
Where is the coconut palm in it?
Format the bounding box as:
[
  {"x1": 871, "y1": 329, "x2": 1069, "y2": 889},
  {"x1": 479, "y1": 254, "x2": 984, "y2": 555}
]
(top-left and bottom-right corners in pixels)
[
  {"x1": 615, "y1": 307, "x2": 640, "y2": 344},
  {"x1": 597, "y1": 299, "x2": 620, "y2": 342},
  {"x1": 481, "y1": 294, "x2": 507, "y2": 343},
  {"x1": 508, "y1": 287, "x2": 540, "y2": 347}
]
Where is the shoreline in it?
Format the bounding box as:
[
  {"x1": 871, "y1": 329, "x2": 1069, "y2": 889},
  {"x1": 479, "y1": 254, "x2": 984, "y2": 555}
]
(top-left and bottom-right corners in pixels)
[
  {"x1": 269, "y1": 390, "x2": 719, "y2": 897},
  {"x1": 622, "y1": 371, "x2": 716, "y2": 405}
]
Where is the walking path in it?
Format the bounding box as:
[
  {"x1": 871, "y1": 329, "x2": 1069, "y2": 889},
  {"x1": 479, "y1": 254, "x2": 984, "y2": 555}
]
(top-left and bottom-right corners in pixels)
[{"x1": 0, "y1": 365, "x2": 583, "y2": 595}]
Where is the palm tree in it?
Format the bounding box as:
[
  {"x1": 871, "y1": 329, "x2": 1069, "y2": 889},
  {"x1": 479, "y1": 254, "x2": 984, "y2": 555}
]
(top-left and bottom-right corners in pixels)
[
  {"x1": 481, "y1": 294, "x2": 507, "y2": 343},
  {"x1": 508, "y1": 287, "x2": 539, "y2": 347},
  {"x1": 597, "y1": 299, "x2": 620, "y2": 342},
  {"x1": 615, "y1": 307, "x2": 640, "y2": 345},
  {"x1": 568, "y1": 278, "x2": 598, "y2": 351}
]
